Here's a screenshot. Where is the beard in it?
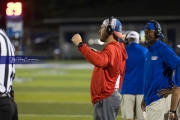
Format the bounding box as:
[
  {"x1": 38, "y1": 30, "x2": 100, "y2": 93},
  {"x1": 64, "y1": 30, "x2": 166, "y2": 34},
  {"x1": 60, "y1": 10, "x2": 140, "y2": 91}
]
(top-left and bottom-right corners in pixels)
[
  {"x1": 145, "y1": 39, "x2": 151, "y2": 43},
  {"x1": 145, "y1": 37, "x2": 156, "y2": 45},
  {"x1": 100, "y1": 33, "x2": 109, "y2": 43},
  {"x1": 145, "y1": 35, "x2": 154, "y2": 43}
]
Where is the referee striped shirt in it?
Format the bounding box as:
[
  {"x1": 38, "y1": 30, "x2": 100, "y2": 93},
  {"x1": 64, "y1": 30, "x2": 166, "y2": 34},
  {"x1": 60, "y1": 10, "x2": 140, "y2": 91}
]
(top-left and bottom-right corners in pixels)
[{"x1": 0, "y1": 29, "x2": 15, "y2": 94}]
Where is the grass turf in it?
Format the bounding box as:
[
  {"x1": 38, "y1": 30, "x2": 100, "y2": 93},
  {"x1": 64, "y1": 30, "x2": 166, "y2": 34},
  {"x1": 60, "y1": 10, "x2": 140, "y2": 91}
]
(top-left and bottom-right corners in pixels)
[{"x1": 13, "y1": 66, "x2": 123, "y2": 120}]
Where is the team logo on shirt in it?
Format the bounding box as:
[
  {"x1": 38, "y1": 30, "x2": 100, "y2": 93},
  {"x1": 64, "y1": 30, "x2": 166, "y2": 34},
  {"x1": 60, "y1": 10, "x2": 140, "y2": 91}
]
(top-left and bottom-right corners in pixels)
[{"x1": 151, "y1": 56, "x2": 158, "y2": 60}]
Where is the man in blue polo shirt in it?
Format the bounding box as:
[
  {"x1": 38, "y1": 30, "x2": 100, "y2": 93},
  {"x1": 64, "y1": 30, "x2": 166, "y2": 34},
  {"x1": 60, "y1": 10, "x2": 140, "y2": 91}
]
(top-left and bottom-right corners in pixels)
[
  {"x1": 141, "y1": 20, "x2": 180, "y2": 120},
  {"x1": 121, "y1": 31, "x2": 148, "y2": 120}
]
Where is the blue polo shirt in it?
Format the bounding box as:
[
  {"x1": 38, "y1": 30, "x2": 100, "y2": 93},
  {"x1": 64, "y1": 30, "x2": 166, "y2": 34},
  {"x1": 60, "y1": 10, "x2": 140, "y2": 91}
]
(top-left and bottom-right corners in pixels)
[
  {"x1": 144, "y1": 40, "x2": 180, "y2": 106},
  {"x1": 121, "y1": 42, "x2": 148, "y2": 94},
  {"x1": 172, "y1": 62, "x2": 180, "y2": 87}
]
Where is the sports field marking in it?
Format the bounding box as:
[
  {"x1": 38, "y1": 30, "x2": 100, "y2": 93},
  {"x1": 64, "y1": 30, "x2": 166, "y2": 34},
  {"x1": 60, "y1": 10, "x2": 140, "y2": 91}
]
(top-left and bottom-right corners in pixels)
[
  {"x1": 14, "y1": 77, "x2": 33, "y2": 83},
  {"x1": 16, "y1": 91, "x2": 89, "y2": 94},
  {"x1": 31, "y1": 70, "x2": 67, "y2": 75},
  {"x1": 16, "y1": 63, "x2": 93, "y2": 69},
  {"x1": 17, "y1": 101, "x2": 90, "y2": 104},
  {"x1": 19, "y1": 114, "x2": 122, "y2": 118},
  {"x1": 19, "y1": 114, "x2": 92, "y2": 117}
]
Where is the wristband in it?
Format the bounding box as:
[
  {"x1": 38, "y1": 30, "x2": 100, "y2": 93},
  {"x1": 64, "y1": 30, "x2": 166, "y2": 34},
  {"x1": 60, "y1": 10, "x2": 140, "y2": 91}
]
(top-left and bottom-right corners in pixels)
[
  {"x1": 78, "y1": 42, "x2": 84, "y2": 48},
  {"x1": 169, "y1": 110, "x2": 176, "y2": 114}
]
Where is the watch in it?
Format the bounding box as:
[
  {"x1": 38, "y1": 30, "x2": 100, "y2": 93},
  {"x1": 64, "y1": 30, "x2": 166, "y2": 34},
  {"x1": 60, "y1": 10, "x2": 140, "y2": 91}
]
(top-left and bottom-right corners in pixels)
[
  {"x1": 78, "y1": 42, "x2": 84, "y2": 48},
  {"x1": 169, "y1": 110, "x2": 176, "y2": 114}
]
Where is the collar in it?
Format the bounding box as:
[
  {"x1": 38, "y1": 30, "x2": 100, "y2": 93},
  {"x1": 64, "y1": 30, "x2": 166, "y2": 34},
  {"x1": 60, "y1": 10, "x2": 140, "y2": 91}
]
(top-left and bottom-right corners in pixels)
[{"x1": 148, "y1": 39, "x2": 161, "y2": 52}]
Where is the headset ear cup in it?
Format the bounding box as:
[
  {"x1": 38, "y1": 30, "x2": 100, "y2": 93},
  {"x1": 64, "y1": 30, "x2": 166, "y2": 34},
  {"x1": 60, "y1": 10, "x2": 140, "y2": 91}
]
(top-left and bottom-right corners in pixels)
[
  {"x1": 150, "y1": 20, "x2": 162, "y2": 38},
  {"x1": 106, "y1": 16, "x2": 114, "y2": 35},
  {"x1": 106, "y1": 25, "x2": 113, "y2": 35},
  {"x1": 157, "y1": 28, "x2": 161, "y2": 37},
  {"x1": 154, "y1": 31, "x2": 158, "y2": 38},
  {"x1": 155, "y1": 28, "x2": 161, "y2": 37}
]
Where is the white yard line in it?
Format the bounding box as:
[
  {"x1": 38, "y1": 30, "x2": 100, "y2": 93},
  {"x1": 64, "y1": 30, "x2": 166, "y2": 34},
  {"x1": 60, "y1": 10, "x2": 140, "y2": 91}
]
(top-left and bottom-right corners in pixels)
[
  {"x1": 19, "y1": 114, "x2": 122, "y2": 118},
  {"x1": 17, "y1": 101, "x2": 90, "y2": 104},
  {"x1": 15, "y1": 63, "x2": 93, "y2": 69},
  {"x1": 19, "y1": 114, "x2": 92, "y2": 117}
]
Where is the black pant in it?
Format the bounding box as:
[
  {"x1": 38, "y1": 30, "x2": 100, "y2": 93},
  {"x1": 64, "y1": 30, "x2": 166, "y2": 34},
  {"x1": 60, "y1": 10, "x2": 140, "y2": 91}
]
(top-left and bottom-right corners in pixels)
[{"x1": 0, "y1": 96, "x2": 18, "y2": 120}]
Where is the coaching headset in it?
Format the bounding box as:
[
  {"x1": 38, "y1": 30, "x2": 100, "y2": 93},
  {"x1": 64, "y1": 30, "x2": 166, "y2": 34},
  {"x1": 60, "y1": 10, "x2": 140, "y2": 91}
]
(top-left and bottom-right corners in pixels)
[
  {"x1": 148, "y1": 20, "x2": 162, "y2": 38},
  {"x1": 106, "y1": 16, "x2": 114, "y2": 35}
]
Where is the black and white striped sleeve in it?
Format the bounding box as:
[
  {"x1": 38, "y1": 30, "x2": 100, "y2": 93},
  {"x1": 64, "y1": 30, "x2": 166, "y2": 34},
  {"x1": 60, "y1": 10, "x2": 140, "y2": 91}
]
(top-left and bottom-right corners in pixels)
[{"x1": 0, "y1": 29, "x2": 15, "y2": 93}]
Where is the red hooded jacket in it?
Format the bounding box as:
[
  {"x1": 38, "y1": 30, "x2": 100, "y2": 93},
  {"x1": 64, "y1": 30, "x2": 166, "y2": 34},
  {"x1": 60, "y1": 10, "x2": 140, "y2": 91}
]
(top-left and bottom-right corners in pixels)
[{"x1": 78, "y1": 41, "x2": 128, "y2": 104}]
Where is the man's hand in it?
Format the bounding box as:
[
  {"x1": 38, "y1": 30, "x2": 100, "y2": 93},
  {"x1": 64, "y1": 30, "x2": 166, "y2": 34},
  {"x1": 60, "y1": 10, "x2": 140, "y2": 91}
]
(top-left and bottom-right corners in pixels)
[
  {"x1": 158, "y1": 88, "x2": 172, "y2": 98},
  {"x1": 168, "y1": 112, "x2": 178, "y2": 120},
  {"x1": 141, "y1": 98, "x2": 146, "y2": 112},
  {"x1": 71, "y1": 33, "x2": 83, "y2": 46}
]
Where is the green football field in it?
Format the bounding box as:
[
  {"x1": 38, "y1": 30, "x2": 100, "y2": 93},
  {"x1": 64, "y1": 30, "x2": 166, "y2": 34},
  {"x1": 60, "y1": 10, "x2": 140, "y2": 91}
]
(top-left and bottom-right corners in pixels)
[{"x1": 13, "y1": 62, "x2": 123, "y2": 120}]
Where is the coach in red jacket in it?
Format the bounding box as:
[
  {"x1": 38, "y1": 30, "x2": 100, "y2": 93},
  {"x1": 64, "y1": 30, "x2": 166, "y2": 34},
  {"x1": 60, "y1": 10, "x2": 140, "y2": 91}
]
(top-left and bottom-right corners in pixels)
[{"x1": 72, "y1": 16, "x2": 128, "y2": 120}]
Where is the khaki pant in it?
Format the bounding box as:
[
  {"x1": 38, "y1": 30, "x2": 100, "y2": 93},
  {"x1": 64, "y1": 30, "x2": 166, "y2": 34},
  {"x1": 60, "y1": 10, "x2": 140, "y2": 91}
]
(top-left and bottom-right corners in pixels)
[
  {"x1": 146, "y1": 95, "x2": 171, "y2": 120},
  {"x1": 121, "y1": 94, "x2": 146, "y2": 120}
]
